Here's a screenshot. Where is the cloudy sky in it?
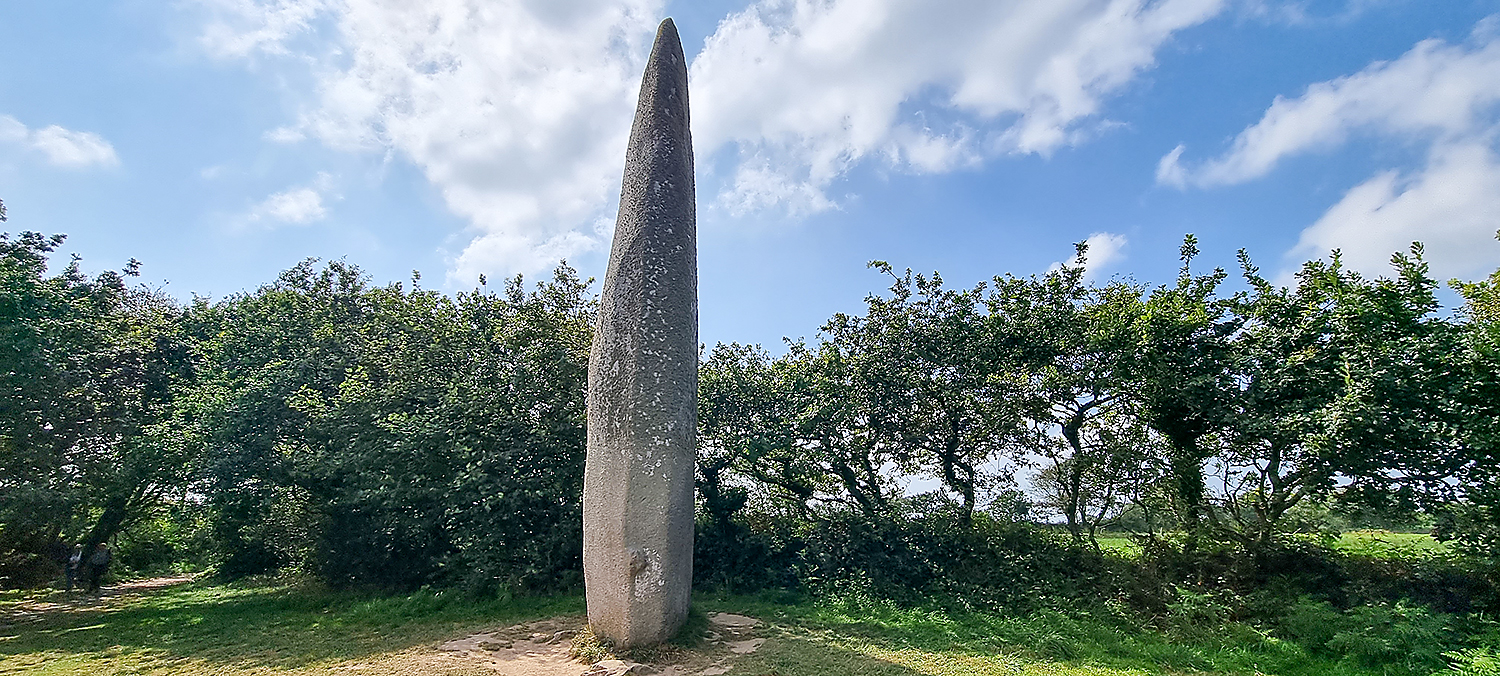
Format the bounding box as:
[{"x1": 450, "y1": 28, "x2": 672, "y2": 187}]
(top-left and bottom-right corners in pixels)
[{"x1": 3, "y1": 0, "x2": 1500, "y2": 348}]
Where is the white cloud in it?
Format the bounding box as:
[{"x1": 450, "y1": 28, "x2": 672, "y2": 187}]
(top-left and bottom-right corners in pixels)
[
  {"x1": 253, "y1": 187, "x2": 326, "y2": 224},
  {"x1": 0, "y1": 115, "x2": 120, "y2": 168},
  {"x1": 1162, "y1": 30, "x2": 1500, "y2": 187},
  {"x1": 1161, "y1": 19, "x2": 1500, "y2": 280},
  {"x1": 199, "y1": 0, "x2": 1223, "y2": 281},
  {"x1": 1287, "y1": 143, "x2": 1500, "y2": 281},
  {"x1": 1239, "y1": 0, "x2": 1395, "y2": 26},
  {"x1": 1049, "y1": 231, "x2": 1129, "y2": 281},
  {"x1": 31, "y1": 127, "x2": 120, "y2": 168},
  {"x1": 1082, "y1": 231, "x2": 1128, "y2": 275},
  {"x1": 692, "y1": 0, "x2": 1227, "y2": 214},
  {"x1": 196, "y1": 0, "x2": 660, "y2": 283},
  {"x1": 720, "y1": 153, "x2": 839, "y2": 217},
  {"x1": 0, "y1": 116, "x2": 26, "y2": 144},
  {"x1": 453, "y1": 230, "x2": 601, "y2": 284},
  {"x1": 1156, "y1": 143, "x2": 1187, "y2": 187},
  {"x1": 263, "y1": 126, "x2": 305, "y2": 143},
  {"x1": 250, "y1": 172, "x2": 335, "y2": 224},
  {"x1": 198, "y1": 0, "x2": 331, "y2": 58}
]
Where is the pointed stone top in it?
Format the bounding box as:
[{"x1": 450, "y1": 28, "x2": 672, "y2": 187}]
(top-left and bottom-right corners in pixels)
[
  {"x1": 634, "y1": 18, "x2": 687, "y2": 130},
  {"x1": 658, "y1": 17, "x2": 678, "y2": 37},
  {"x1": 654, "y1": 17, "x2": 681, "y2": 56},
  {"x1": 617, "y1": 15, "x2": 692, "y2": 218}
]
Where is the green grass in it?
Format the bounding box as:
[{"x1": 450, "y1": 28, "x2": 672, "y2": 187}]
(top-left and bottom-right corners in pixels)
[
  {"x1": 1094, "y1": 536, "x2": 1140, "y2": 557},
  {"x1": 1092, "y1": 530, "x2": 1448, "y2": 561},
  {"x1": 0, "y1": 580, "x2": 581, "y2": 675},
  {"x1": 0, "y1": 578, "x2": 1448, "y2": 675},
  {"x1": 696, "y1": 591, "x2": 1390, "y2": 676},
  {"x1": 1335, "y1": 530, "x2": 1449, "y2": 558}
]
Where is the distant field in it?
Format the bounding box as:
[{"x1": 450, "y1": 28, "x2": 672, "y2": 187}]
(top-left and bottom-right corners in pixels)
[
  {"x1": 1093, "y1": 530, "x2": 1446, "y2": 559},
  {"x1": 1335, "y1": 529, "x2": 1448, "y2": 557},
  {"x1": 1094, "y1": 535, "x2": 1140, "y2": 556}
]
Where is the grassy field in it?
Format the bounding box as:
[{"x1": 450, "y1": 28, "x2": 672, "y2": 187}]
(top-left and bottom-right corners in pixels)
[
  {"x1": 0, "y1": 576, "x2": 1410, "y2": 676},
  {"x1": 706, "y1": 591, "x2": 1382, "y2": 676},
  {"x1": 0, "y1": 579, "x2": 582, "y2": 675},
  {"x1": 1335, "y1": 530, "x2": 1449, "y2": 557},
  {"x1": 1093, "y1": 530, "x2": 1448, "y2": 560},
  {"x1": 1094, "y1": 535, "x2": 1141, "y2": 557}
]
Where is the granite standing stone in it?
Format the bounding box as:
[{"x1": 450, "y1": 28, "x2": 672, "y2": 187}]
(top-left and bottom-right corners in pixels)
[{"x1": 583, "y1": 17, "x2": 697, "y2": 649}]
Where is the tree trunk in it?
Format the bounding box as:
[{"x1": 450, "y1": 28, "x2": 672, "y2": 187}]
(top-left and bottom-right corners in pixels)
[
  {"x1": 82, "y1": 495, "x2": 131, "y2": 560},
  {"x1": 1169, "y1": 435, "x2": 1206, "y2": 554},
  {"x1": 939, "y1": 423, "x2": 976, "y2": 527},
  {"x1": 834, "y1": 464, "x2": 883, "y2": 519}
]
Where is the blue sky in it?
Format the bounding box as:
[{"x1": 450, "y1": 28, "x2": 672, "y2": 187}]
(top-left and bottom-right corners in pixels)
[{"x1": 3, "y1": 0, "x2": 1500, "y2": 350}]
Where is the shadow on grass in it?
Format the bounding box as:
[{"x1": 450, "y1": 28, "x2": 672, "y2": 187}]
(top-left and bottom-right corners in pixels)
[{"x1": 0, "y1": 580, "x2": 583, "y2": 670}]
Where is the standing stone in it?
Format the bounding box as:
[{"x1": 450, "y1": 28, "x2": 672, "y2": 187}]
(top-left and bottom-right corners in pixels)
[{"x1": 583, "y1": 17, "x2": 697, "y2": 649}]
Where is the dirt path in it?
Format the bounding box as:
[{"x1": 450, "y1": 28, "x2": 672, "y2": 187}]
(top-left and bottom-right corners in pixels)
[
  {"x1": 0, "y1": 575, "x2": 193, "y2": 629},
  {"x1": 432, "y1": 612, "x2": 767, "y2": 676}
]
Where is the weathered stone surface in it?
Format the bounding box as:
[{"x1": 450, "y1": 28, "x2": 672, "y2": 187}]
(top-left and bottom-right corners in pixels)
[{"x1": 583, "y1": 17, "x2": 697, "y2": 649}]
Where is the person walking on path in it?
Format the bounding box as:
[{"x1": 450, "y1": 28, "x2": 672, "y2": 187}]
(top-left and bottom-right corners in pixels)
[
  {"x1": 85, "y1": 543, "x2": 112, "y2": 594},
  {"x1": 65, "y1": 544, "x2": 83, "y2": 591}
]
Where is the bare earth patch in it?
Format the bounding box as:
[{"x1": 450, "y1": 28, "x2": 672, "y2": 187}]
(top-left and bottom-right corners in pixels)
[{"x1": 435, "y1": 612, "x2": 765, "y2": 676}]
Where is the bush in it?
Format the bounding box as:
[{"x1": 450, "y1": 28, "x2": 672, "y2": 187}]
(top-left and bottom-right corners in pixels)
[
  {"x1": 730, "y1": 502, "x2": 1100, "y2": 611},
  {"x1": 1339, "y1": 546, "x2": 1497, "y2": 615},
  {"x1": 1164, "y1": 588, "x2": 1235, "y2": 637},
  {"x1": 1275, "y1": 597, "x2": 1344, "y2": 653},
  {"x1": 114, "y1": 503, "x2": 213, "y2": 576},
  {"x1": 1274, "y1": 597, "x2": 1459, "y2": 674},
  {"x1": 0, "y1": 551, "x2": 59, "y2": 589},
  {"x1": 1326, "y1": 601, "x2": 1455, "y2": 674},
  {"x1": 1434, "y1": 649, "x2": 1500, "y2": 676},
  {"x1": 693, "y1": 513, "x2": 802, "y2": 592}
]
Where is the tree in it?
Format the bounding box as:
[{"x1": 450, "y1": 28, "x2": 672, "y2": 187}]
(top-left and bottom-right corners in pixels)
[
  {"x1": 1, "y1": 231, "x2": 190, "y2": 586},
  {"x1": 1125, "y1": 235, "x2": 1237, "y2": 552},
  {"x1": 698, "y1": 343, "x2": 820, "y2": 526},
  {"x1": 1030, "y1": 410, "x2": 1157, "y2": 549},
  {"x1": 187, "y1": 259, "x2": 597, "y2": 590},
  {"x1": 986, "y1": 245, "x2": 1149, "y2": 547},
  {"x1": 1434, "y1": 232, "x2": 1500, "y2": 560},
  {"x1": 1313, "y1": 246, "x2": 1461, "y2": 512},
  {"x1": 1210, "y1": 251, "x2": 1352, "y2": 550},
  {"x1": 1201, "y1": 243, "x2": 1472, "y2": 556},
  {"x1": 841, "y1": 263, "x2": 1019, "y2": 524},
  {"x1": 181, "y1": 259, "x2": 369, "y2": 578},
  {"x1": 698, "y1": 337, "x2": 922, "y2": 525}
]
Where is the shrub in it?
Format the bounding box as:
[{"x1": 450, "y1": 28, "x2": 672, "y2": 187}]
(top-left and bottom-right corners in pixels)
[
  {"x1": 114, "y1": 503, "x2": 213, "y2": 576},
  {"x1": 1275, "y1": 597, "x2": 1344, "y2": 653},
  {"x1": 1339, "y1": 546, "x2": 1497, "y2": 615},
  {"x1": 693, "y1": 513, "x2": 802, "y2": 592},
  {"x1": 1327, "y1": 601, "x2": 1454, "y2": 674},
  {"x1": 1433, "y1": 649, "x2": 1500, "y2": 676},
  {"x1": 1165, "y1": 588, "x2": 1234, "y2": 637},
  {"x1": 692, "y1": 497, "x2": 1103, "y2": 613}
]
